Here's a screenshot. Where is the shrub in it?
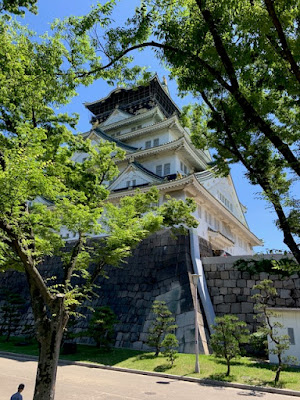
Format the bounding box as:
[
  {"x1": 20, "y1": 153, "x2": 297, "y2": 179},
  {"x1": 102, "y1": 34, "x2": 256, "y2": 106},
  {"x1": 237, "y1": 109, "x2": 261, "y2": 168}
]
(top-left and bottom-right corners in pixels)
[
  {"x1": 210, "y1": 314, "x2": 249, "y2": 376},
  {"x1": 161, "y1": 333, "x2": 178, "y2": 366},
  {"x1": 252, "y1": 279, "x2": 297, "y2": 385},
  {"x1": 87, "y1": 306, "x2": 117, "y2": 349},
  {"x1": 146, "y1": 301, "x2": 177, "y2": 356}
]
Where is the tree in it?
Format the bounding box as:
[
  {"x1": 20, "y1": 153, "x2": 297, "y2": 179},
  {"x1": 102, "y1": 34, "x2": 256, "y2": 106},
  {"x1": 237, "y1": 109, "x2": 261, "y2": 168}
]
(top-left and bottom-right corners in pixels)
[
  {"x1": 210, "y1": 315, "x2": 249, "y2": 376},
  {"x1": 86, "y1": 306, "x2": 117, "y2": 349},
  {"x1": 146, "y1": 301, "x2": 177, "y2": 356},
  {"x1": 94, "y1": 0, "x2": 300, "y2": 263},
  {"x1": 252, "y1": 279, "x2": 297, "y2": 385},
  {"x1": 0, "y1": 0, "x2": 37, "y2": 15},
  {"x1": 0, "y1": 10, "x2": 198, "y2": 400},
  {"x1": 161, "y1": 333, "x2": 179, "y2": 366}
]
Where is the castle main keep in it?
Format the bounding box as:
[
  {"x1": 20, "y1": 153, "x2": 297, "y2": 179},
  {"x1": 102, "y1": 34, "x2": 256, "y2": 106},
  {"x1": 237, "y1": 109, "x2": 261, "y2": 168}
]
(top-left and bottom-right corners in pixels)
[{"x1": 5, "y1": 77, "x2": 296, "y2": 355}]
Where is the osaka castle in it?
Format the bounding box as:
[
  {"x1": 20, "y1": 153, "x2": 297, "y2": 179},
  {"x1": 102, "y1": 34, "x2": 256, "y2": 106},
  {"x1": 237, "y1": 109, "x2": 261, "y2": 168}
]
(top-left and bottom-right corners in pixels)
[{"x1": 75, "y1": 75, "x2": 261, "y2": 256}]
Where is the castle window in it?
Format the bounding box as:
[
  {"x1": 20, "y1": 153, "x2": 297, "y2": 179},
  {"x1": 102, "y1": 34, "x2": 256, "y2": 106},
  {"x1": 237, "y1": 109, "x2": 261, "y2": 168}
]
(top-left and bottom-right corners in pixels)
[
  {"x1": 132, "y1": 179, "x2": 136, "y2": 187},
  {"x1": 180, "y1": 161, "x2": 188, "y2": 174},
  {"x1": 164, "y1": 163, "x2": 171, "y2": 175},
  {"x1": 126, "y1": 180, "x2": 131, "y2": 187},
  {"x1": 145, "y1": 140, "x2": 151, "y2": 149},
  {"x1": 288, "y1": 327, "x2": 295, "y2": 345},
  {"x1": 153, "y1": 138, "x2": 159, "y2": 147},
  {"x1": 218, "y1": 191, "x2": 234, "y2": 212},
  {"x1": 208, "y1": 213, "x2": 212, "y2": 226},
  {"x1": 198, "y1": 205, "x2": 202, "y2": 219},
  {"x1": 156, "y1": 165, "x2": 162, "y2": 176},
  {"x1": 205, "y1": 211, "x2": 212, "y2": 226}
]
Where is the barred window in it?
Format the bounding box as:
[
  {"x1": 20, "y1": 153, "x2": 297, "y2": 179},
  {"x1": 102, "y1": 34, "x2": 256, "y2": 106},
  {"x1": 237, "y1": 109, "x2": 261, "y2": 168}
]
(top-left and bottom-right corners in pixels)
[
  {"x1": 156, "y1": 165, "x2": 162, "y2": 176},
  {"x1": 164, "y1": 163, "x2": 171, "y2": 175}
]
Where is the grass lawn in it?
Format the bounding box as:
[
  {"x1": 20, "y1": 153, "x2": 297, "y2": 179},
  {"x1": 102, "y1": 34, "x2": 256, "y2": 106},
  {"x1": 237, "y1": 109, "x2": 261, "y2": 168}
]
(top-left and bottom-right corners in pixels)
[{"x1": 1, "y1": 336, "x2": 299, "y2": 391}]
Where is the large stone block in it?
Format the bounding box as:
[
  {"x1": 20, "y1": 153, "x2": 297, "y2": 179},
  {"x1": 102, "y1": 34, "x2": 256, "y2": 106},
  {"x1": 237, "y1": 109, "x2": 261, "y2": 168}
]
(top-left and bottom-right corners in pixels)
[
  {"x1": 206, "y1": 279, "x2": 215, "y2": 287},
  {"x1": 242, "y1": 272, "x2": 251, "y2": 280},
  {"x1": 216, "y1": 304, "x2": 231, "y2": 313},
  {"x1": 237, "y1": 295, "x2": 248, "y2": 302},
  {"x1": 241, "y1": 302, "x2": 253, "y2": 314},
  {"x1": 213, "y1": 295, "x2": 224, "y2": 305},
  {"x1": 294, "y1": 279, "x2": 300, "y2": 289},
  {"x1": 211, "y1": 287, "x2": 221, "y2": 296},
  {"x1": 247, "y1": 280, "x2": 255, "y2": 288},
  {"x1": 219, "y1": 287, "x2": 227, "y2": 295},
  {"x1": 220, "y1": 271, "x2": 229, "y2": 280},
  {"x1": 229, "y1": 271, "x2": 240, "y2": 280},
  {"x1": 236, "y1": 313, "x2": 246, "y2": 322},
  {"x1": 246, "y1": 313, "x2": 255, "y2": 323},
  {"x1": 279, "y1": 289, "x2": 291, "y2": 299},
  {"x1": 224, "y1": 280, "x2": 236, "y2": 288},
  {"x1": 274, "y1": 280, "x2": 283, "y2": 289},
  {"x1": 224, "y1": 294, "x2": 236, "y2": 303},
  {"x1": 230, "y1": 303, "x2": 241, "y2": 313},
  {"x1": 283, "y1": 280, "x2": 295, "y2": 290},
  {"x1": 237, "y1": 280, "x2": 246, "y2": 288},
  {"x1": 259, "y1": 272, "x2": 269, "y2": 280}
]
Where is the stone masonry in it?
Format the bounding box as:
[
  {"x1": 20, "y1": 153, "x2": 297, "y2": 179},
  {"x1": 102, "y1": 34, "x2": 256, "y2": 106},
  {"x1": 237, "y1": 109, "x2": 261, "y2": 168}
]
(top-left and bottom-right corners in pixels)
[
  {"x1": 0, "y1": 230, "x2": 209, "y2": 354},
  {"x1": 202, "y1": 260, "x2": 300, "y2": 331},
  {"x1": 1, "y1": 231, "x2": 298, "y2": 352}
]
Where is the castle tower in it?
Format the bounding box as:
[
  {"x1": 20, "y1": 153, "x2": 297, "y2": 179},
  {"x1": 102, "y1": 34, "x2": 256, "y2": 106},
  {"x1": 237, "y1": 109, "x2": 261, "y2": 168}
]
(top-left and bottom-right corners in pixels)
[{"x1": 82, "y1": 75, "x2": 261, "y2": 256}]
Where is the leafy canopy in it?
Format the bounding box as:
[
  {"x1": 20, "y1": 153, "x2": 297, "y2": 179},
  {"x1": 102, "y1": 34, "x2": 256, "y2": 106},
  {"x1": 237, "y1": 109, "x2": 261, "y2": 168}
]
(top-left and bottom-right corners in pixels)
[{"x1": 95, "y1": 0, "x2": 300, "y2": 262}]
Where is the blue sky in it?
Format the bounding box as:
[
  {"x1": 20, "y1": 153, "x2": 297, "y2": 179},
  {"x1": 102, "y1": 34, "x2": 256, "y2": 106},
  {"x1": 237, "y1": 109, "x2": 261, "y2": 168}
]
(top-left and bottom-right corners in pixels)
[{"x1": 18, "y1": 0, "x2": 294, "y2": 253}]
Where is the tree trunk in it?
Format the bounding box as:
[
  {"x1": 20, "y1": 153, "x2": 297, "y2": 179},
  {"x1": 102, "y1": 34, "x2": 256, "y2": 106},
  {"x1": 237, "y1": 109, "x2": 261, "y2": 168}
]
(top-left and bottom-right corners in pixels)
[
  {"x1": 226, "y1": 359, "x2": 230, "y2": 376},
  {"x1": 274, "y1": 364, "x2": 282, "y2": 386},
  {"x1": 33, "y1": 323, "x2": 63, "y2": 400},
  {"x1": 31, "y1": 293, "x2": 68, "y2": 400}
]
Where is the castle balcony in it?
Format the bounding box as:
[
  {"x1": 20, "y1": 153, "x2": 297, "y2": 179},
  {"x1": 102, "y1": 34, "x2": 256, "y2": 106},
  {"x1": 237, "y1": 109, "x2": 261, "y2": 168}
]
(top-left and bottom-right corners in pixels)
[{"x1": 207, "y1": 227, "x2": 234, "y2": 250}]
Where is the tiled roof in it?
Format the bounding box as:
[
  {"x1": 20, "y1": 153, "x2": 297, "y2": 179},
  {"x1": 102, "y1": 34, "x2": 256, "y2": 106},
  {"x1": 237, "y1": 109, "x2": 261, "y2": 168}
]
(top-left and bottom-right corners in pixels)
[{"x1": 94, "y1": 128, "x2": 139, "y2": 152}]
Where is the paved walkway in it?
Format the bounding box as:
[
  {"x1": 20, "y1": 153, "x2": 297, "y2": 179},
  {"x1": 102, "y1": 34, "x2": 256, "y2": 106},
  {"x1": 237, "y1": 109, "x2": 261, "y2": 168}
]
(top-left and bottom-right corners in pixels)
[{"x1": 1, "y1": 355, "x2": 298, "y2": 400}]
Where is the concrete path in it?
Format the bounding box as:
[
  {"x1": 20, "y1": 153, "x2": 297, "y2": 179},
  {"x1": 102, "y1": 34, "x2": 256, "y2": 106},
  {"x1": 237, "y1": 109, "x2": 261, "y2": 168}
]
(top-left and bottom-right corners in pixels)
[{"x1": 0, "y1": 355, "x2": 298, "y2": 400}]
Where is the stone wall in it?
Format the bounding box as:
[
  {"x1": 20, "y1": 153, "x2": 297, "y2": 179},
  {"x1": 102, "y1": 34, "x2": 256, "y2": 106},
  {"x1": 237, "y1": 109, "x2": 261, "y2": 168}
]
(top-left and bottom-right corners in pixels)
[
  {"x1": 0, "y1": 230, "x2": 208, "y2": 354},
  {"x1": 202, "y1": 259, "x2": 300, "y2": 331}
]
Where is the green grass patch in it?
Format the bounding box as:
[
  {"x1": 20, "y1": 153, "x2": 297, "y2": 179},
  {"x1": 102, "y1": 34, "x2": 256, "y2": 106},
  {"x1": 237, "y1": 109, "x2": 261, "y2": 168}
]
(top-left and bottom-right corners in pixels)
[{"x1": 1, "y1": 337, "x2": 299, "y2": 391}]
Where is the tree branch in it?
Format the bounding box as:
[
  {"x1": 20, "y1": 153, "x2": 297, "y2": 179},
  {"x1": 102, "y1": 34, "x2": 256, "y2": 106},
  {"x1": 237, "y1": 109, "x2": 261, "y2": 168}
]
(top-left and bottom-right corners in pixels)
[
  {"x1": 0, "y1": 219, "x2": 54, "y2": 305},
  {"x1": 63, "y1": 232, "x2": 85, "y2": 285},
  {"x1": 72, "y1": 41, "x2": 232, "y2": 91},
  {"x1": 264, "y1": 0, "x2": 300, "y2": 84},
  {"x1": 89, "y1": 260, "x2": 105, "y2": 286},
  {"x1": 201, "y1": 94, "x2": 300, "y2": 262},
  {"x1": 195, "y1": 0, "x2": 300, "y2": 177},
  {"x1": 196, "y1": 0, "x2": 239, "y2": 90}
]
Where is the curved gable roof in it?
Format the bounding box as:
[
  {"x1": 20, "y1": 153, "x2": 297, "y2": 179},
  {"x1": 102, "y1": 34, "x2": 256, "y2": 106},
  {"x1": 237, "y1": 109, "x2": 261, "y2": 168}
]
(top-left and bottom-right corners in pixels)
[{"x1": 94, "y1": 128, "x2": 139, "y2": 152}]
